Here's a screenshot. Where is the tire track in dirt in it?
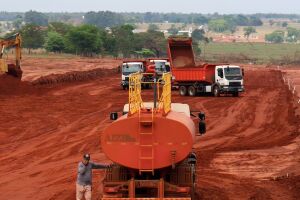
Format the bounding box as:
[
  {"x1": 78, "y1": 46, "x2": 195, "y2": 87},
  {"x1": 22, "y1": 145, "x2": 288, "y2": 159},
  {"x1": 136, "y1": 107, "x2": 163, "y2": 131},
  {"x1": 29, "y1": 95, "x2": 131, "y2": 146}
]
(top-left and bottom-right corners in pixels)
[{"x1": 182, "y1": 69, "x2": 300, "y2": 200}]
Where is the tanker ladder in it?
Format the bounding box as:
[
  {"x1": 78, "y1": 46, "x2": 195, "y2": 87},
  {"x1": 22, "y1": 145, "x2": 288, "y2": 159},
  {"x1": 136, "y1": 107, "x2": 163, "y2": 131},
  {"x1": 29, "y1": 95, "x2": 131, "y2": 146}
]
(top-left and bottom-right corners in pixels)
[{"x1": 138, "y1": 107, "x2": 155, "y2": 175}]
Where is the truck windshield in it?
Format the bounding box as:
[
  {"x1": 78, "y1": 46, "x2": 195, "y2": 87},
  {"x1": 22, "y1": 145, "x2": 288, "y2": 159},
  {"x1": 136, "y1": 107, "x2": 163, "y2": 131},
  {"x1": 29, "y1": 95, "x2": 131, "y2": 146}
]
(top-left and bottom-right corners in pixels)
[
  {"x1": 155, "y1": 62, "x2": 167, "y2": 73},
  {"x1": 224, "y1": 68, "x2": 241, "y2": 75},
  {"x1": 122, "y1": 64, "x2": 142, "y2": 74},
  {"x1": 224, "y1": 68, "x2": 242, "y2": 80}
]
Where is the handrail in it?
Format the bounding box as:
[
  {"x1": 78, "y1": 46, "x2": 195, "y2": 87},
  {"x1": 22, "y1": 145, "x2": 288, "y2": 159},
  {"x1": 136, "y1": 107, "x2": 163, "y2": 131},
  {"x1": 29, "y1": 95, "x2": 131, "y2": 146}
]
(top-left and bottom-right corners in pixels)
[
  {"x1": 128, "y1": 72, "x2": 171, "y2": 115},
  {"x1": 129, "y1": 73, "x2": 143, "y2": 115},
  {"x1": 158, "y1": 73, "x2": 172, "y2": 115}
]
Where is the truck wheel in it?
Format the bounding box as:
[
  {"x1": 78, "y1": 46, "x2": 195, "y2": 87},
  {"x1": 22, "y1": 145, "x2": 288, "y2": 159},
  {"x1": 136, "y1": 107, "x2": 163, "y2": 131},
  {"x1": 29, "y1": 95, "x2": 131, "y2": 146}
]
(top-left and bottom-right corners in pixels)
[
  {"x1": 188, "y1": 86, "x2": 196, "y2": 96},
  {"x1": 179, "y1": 86, "x2": 187, "y2": 96},
  {"x1": 232, "y1": 92, "x2": 239, "y2": 97},
  {"x1": 213, "y1": 86, "x2": 220, "y2": 97}
]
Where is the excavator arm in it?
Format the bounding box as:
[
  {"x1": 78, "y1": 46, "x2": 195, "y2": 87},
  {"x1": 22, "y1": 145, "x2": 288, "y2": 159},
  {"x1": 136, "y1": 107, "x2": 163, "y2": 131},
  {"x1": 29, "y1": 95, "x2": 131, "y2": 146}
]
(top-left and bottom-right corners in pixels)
[{"x1": 0, "y1": 33, "x2": 22, "y2": 79}]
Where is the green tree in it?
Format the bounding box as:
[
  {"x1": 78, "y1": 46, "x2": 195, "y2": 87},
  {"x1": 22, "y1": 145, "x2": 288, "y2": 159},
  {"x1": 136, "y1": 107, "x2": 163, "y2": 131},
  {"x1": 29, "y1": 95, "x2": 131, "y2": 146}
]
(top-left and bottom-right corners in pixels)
[
  {"x1": 243, "y1": 27, "x2": 257, "y2": 39},
  {"x1": 248, "y1": 16, "x2": 263, "y2": 26},
  {"x1": 13, "y1": 15, "x2": 23, "y2": 30},
  {"x1": 208, "y1": 18, "x2": 236, "y2": 33},
  {"x1": 134, "y1": 48, "x2": 156, "y2": 58},
  {"x1": 192, "y1": 40, "x2": 201, "y2": 57},
  {"x1": 286, "y1": 27, "x2": 300, "y2": 42},
  {"x1": 84, "y1": 11, "x2": 125, "y2": 28},
  {"x1": 112, "y1": 24, "x2": 135, "y2": 57},
  {"x1": 193, "y1": 15, "x2": 208, "y2": 25},
  {"x1": 168, "y1": 24, "x2": 179, "y2": 35},
  {"x1": 192, "y1": 29, "x2": 209, "y2": 43},
  {"x1": 148, "y1": 24, "x2": 159, "y2": 32},
  {"x1": 24, "y1": 11, "x2": 48, "y2": 26},
  {"x1": 102, "y1": 33, "x2": 118, "y2": 57},
  {"x1": 282, "y1": 22, "x2": 288, "y2": 27},
  {"x1": 48, "y1": 22, "x2": 72, "y2": 35},
  {"x1": 265, "y1": 30, "x2": 285, "y2": 43},
  {"x1": 44, "y1": 31, "x2": 65, "y2": 53},
  {"x1": 65, "y1": 24, "x2": 103, "y2": 56},
  {"x1": 20, "y1": 24, "x2": 46, "y2": 51},
  {"x1": 134, "y1": 30, "x2": 166, "y2": 57}
]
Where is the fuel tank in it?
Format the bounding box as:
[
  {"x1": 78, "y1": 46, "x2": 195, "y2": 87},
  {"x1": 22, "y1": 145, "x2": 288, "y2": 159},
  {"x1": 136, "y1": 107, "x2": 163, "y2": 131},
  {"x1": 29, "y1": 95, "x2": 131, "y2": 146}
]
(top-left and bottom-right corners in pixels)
[{"x1": 102, "y1": 103, "x2": 196, "y2": 170}]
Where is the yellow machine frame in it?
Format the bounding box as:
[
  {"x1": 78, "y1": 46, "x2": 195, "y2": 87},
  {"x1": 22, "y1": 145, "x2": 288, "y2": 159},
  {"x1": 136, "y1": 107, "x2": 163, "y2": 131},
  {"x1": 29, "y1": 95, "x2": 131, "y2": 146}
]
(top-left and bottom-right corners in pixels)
[
  {"x1": 128, "y1": 72, "x2": 171, "y2": 115},
  {"x1": 0, "y1": 33, "x2": 22, "y2": 78}
]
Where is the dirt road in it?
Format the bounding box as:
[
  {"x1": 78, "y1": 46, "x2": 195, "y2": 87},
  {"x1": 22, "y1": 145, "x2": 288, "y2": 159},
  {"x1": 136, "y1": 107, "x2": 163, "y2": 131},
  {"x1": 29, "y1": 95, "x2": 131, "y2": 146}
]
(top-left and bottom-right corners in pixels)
[{"x1": 0, "y1": 62, "x2": 299, "y2": 199}]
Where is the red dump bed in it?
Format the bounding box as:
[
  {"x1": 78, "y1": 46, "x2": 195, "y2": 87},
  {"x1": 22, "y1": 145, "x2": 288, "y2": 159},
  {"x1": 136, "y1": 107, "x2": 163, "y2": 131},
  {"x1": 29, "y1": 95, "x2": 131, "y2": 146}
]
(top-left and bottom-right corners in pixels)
[
  {"x1": 168, "y1": 37, "x2": 195, "y2": 68},
  {"x1": 167, "y1": 37, "x2": 217, "y2": 84},
  {"x1": 172, "y1": 64, "x2": 216, "y2": 83}
]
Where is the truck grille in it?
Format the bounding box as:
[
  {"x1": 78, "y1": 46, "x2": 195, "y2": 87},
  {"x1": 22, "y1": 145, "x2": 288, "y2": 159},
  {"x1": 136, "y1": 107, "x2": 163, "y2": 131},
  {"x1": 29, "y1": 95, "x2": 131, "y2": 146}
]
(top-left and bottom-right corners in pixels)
[{"x1": 229, "y1": 82, "x2": 241, "y2": 86}]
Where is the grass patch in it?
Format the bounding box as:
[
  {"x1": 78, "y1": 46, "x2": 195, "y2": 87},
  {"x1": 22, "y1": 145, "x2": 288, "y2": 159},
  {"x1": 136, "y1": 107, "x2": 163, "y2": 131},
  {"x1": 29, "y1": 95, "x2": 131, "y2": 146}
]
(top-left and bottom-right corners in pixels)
[{"x1": 199, "y1": 42, "x2": 300, "y2": 64}]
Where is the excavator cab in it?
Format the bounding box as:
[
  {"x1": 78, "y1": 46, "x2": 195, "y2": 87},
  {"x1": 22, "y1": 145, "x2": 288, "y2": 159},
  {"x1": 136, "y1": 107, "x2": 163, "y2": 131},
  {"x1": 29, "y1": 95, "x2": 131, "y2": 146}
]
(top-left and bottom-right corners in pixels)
[{"x1": 0, "y1": 33, "x2": 23, "y2": 79}]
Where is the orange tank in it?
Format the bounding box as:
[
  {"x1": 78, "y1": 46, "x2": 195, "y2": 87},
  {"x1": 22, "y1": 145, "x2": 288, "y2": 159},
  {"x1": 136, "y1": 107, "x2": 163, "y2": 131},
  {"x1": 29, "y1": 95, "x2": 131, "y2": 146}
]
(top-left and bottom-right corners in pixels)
[{"x1": 102, "y1": 103, "x2": 196, "y2": 170}]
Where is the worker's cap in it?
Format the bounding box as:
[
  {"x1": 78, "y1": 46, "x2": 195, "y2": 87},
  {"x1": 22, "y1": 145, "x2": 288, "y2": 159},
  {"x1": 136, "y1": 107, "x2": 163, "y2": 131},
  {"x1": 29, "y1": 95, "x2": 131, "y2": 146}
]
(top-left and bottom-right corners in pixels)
[{"x1": 83, "y1": 153, "x2": 90, "y2": 161}]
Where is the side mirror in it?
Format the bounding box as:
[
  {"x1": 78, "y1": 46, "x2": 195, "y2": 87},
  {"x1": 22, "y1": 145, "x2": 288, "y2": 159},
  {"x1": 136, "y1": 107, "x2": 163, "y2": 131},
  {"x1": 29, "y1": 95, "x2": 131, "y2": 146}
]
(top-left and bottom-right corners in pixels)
[
  {"x1": 110, "y1": 112, "x2": 118, "y2": 120},
  {"x1": 199, "y1": 121, "x2": 206, "y2": 135},
  {"x1": 242, "y1": 69, "x2": 245, "y2": 76}
]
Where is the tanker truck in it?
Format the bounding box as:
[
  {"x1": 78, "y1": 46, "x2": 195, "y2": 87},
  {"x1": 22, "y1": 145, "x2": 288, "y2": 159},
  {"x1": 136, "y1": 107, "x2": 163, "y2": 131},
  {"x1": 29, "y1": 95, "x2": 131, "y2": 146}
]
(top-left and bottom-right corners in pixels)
[
  {"x1": 168, "y1": 37, "x2": 245, "y2": 97},
  {"x1": 102, "y1": 72, "x2": 206, "y2": 200}
]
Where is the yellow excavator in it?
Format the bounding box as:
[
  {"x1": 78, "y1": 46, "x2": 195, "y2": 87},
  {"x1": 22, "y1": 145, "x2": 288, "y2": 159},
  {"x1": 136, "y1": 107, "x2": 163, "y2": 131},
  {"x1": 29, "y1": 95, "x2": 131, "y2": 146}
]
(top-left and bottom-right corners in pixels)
[{"x1": 0, "y1": 33, "x2": 22, "y2": 79}]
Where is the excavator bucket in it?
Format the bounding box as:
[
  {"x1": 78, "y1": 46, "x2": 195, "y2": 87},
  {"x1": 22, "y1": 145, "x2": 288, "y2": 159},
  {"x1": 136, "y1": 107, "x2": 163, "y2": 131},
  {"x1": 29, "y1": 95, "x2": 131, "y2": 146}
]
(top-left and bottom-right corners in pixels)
[{"x1": 7, "y1": 64, "x2": 22, "y2": 79}]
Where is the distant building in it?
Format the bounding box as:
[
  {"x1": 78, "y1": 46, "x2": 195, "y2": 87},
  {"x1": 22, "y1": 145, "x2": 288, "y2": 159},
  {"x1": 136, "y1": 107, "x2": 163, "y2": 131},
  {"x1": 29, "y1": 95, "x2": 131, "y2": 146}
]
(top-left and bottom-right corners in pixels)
[{"x1": 178, "y1": 27, "x2": 193, "y2": 37}]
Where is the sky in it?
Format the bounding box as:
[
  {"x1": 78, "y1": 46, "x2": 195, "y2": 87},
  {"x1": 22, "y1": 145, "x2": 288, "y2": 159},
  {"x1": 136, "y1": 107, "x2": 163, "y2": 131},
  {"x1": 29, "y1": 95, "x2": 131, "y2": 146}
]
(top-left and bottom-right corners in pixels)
[{"x1": 1, "y1": 0, "x2": 300, "y2": 14}]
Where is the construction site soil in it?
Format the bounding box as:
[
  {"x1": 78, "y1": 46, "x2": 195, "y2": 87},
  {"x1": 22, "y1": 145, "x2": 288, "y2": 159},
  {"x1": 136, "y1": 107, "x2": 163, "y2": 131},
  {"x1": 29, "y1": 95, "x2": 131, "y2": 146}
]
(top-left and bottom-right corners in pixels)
[{"x1": 0, "y1": 58, "x2": 300, "y2": 200}]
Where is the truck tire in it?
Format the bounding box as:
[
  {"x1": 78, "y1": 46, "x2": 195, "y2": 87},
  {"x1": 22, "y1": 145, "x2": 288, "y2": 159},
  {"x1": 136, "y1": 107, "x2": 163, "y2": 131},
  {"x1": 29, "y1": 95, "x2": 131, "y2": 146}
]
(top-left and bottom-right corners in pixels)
[
  {"x1": 213, "y1": 86, "x2": 220, "y2": 97},
  {"x1": 179, "y1": 86, "x2": 187, "y2": 96},
  {"x1": 188, "y1": 86, "x2": 196, "y2": 96},
  {"x1": 232, "y1": 92, "x2": 239, "y2": 97}
]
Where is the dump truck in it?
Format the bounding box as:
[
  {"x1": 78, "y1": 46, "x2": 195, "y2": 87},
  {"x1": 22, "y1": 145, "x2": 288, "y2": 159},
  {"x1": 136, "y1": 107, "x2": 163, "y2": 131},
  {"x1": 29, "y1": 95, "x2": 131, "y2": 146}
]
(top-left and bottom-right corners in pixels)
[
  {"x1": 121, "y1": 60, "x2": 146, "y2": 89},
  {"x1": 168, "y1": 37, "x2": 245, "y2": 97},
  {"x1": 121, "y1": 59, "x2": 171, "y2": 90},
  {"x1": 145, "y1": 58, "x2": 171, "y2": 75},
  {"x1": 141, "y1": 58, "x2": 171, "y2": 88},
  {"x1": 0, "y1": 33, "x2": 22, "y2": 79},
  {"x1": 102, "y1": 72, "x2": 206, "y2": 200}
]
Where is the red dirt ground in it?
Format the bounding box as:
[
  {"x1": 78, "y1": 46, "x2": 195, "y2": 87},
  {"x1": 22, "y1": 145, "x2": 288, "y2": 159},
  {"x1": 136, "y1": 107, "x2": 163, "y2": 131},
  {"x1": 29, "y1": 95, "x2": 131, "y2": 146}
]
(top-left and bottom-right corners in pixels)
[{"x1": 0, "y1": 59, "x2": 300, "y2": 200}]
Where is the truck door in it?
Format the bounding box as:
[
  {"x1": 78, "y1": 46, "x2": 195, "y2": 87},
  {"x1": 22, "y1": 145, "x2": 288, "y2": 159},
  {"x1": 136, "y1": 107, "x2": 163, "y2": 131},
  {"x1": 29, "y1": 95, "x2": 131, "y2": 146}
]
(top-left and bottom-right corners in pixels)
[{"x1": 215, "y1": 67, "x2": 225, "y2": 86}]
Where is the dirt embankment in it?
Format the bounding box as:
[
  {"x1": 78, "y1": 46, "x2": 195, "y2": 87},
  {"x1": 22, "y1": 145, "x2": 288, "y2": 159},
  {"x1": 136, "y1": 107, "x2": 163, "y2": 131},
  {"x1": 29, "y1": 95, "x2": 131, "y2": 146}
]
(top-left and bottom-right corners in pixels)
[{"x1": 0, "y1": 61, "x2": 300, "y2": 199}]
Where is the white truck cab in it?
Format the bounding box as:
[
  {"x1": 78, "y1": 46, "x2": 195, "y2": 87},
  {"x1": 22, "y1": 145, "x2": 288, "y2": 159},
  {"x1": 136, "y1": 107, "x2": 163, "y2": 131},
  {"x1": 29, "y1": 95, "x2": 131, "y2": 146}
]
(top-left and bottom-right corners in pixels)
[
  {"x1": 121, "y1": 62, "x2": 144, "y2": 89},
  {"x1": 214, "y1": 65, "x2": 244, "y2": 96},
  {"x1": 149, "y1": 59, "x2": 171, "y2": 74}
]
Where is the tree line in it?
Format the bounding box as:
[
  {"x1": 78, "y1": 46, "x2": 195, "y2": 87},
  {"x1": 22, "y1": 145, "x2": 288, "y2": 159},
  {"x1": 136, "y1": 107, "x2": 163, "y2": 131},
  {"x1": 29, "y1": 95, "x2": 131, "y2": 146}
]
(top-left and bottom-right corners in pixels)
[
  {"x1": 2, "y1": 11, "x2": 263, "y2": 29},
  {"x1": 10, "y1": 22, "x2": 167, "y2": 57},
  {"x1": 265, "y1": 27, "x2": 300, "y2": 43}
]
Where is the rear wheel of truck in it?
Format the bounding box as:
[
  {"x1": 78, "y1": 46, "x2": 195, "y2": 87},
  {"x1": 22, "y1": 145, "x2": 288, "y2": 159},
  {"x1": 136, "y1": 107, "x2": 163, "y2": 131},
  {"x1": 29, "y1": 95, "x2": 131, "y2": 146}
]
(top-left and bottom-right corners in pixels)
[
  {"x1": 213, "y1": 86, "x2": 220, "y2": 97},
  {"x1": 188, "y1": 86, "x2": 196, "y2": 96},
  {"x1": 179, "y1": 86, "x2": 187, "y2": 96}
]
